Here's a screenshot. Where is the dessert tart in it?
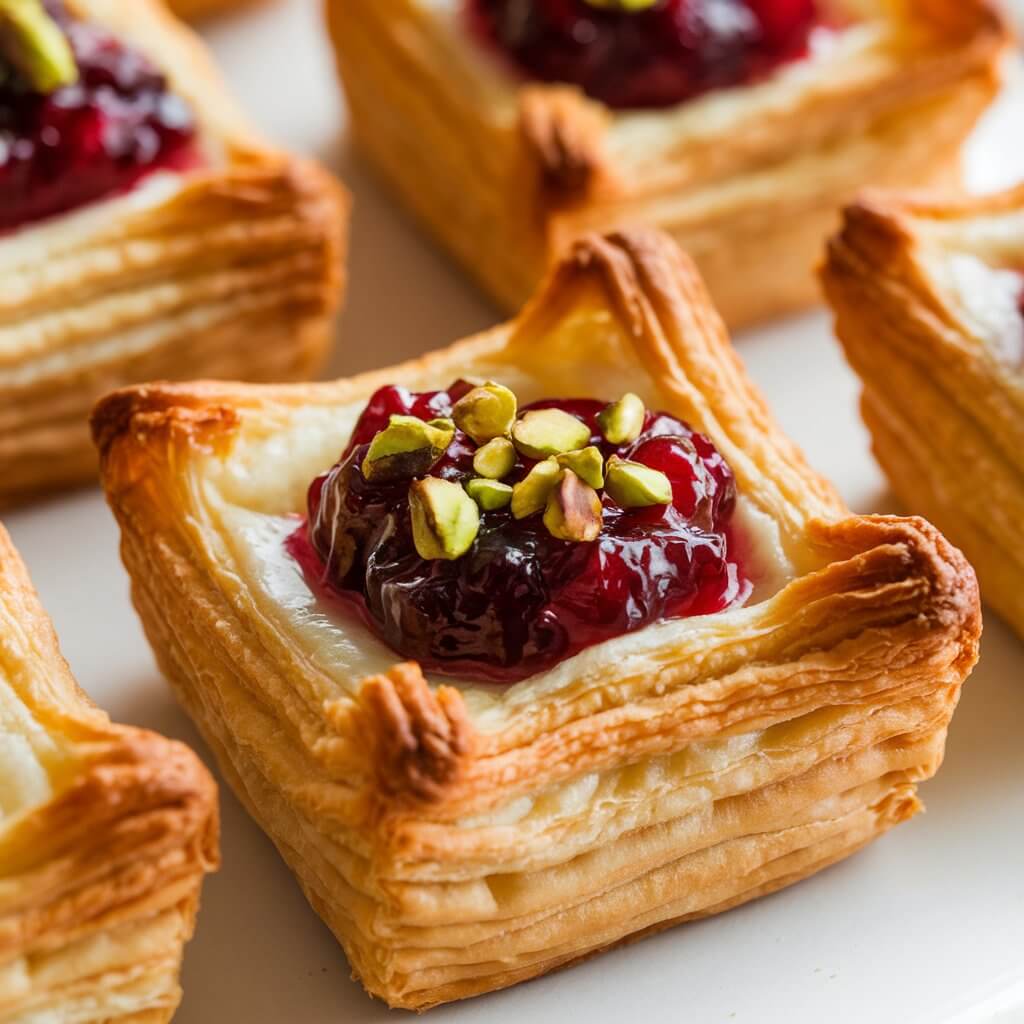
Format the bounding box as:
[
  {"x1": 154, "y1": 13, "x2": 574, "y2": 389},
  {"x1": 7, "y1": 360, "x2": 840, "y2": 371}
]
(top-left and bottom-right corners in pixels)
[
  {"x1": 327, "y1": 0, "x2": 1007, "y2": 328},
  {"x1": 94, "y1": 229, "x2": 981, "y2": 1010},
  {"x1": 0, "y1": 0, "x2": 348, "y2": 507},
  {"x1": 0, "y1": 523, "x2": 218, "y2": 1022},
  {"x1": 823, "y1": 184, "x2": 1024, "y2": 641}
]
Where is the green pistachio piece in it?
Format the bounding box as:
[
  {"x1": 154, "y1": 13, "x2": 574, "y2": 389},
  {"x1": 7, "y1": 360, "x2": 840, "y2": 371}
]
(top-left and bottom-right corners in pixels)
[
  {"x1": 512, "y1": 409, "x2": 591, "y2": 460},
  {"x1": 427, "y1": 416, "x2": 455, "y2": 432},
  {"x1": 473, "y1": 437, "x2": 516, "y2": 480},
  {"x1": 361, "y1": 414, "x2": 454, "y2": 482},
  {"x1": 556, "y1": 446, "x2": 604, "y2": 490},
  {"x1": 465, "y1": 477, "x2": 513, "y2": 511},
  {"x1": 511, "y1": 457, "x2": 562, "y2": 519},
  {"x1": 452, "y1": 382, "x2": 517, "y2": 444},
  {"x1": 544, "y1": 471, "x2": 603, "y2": 543},
  {"x1": 583, "y1": 0, "x2": 658, "y2": 10},
  {"x1": 409, "y1": 477, "x2": 480, "y2": 560},
  {"x1": 0, "y1": 0, "x2": 77, "y2": 92},
  {"x1": 596, "y1": 392, "x2": 646, "y2": 445},
  {"x1": 604, "y1": 456, "x2": 672, "y2": 508}
]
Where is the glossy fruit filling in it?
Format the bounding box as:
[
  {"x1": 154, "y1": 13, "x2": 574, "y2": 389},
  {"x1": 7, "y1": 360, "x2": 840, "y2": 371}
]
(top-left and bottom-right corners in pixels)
[
  {"x1": 468, "y1": 0, "x2": 819, "y2": 109},
  {"x1": 289, "y1": 382, "x2": 750, "y2": 684},
  {"x1": 0, "y1": 1, "x2": 198, "y2": 232}
]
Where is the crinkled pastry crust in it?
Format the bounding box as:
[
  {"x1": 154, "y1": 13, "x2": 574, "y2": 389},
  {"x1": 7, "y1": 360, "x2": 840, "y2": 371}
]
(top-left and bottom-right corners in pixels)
[
  {"x1": 822, "y1": 183, "x2": 1024, "y2": 639},
  {"x1": 0, "y1": 0, "x2": 349, "y2": 509},
  {"x1": 0, "y1": 525, "x2": 218, "y2": 1023},
  {"x1": 327, "y1": 0, "x2": 1006, "y2": 327},
  {"x1": 165, "y1": 0, "x2": 266, "y2": 19},
  {"x1": 93, "y1": 230, "x2": 981, "y2": 1010}
]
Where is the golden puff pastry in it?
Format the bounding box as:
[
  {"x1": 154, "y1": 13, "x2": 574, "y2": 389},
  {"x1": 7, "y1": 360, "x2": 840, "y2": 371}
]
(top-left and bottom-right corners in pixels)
[
  {"x1": 165, "y1": 0, "x2": 267, "y2": 20},
  {"x1": 93, "y1": 229, "x2": 980, "y2": 1010},
  {"x1": 823, "y1": 184, "x2": 1024, "y2": 641},
  {"x1": 327, "y1": 0, "x2": 1006, "y2": 329},
  {"x1": 0, "y1": 524, "x2": 218, "y2": 1023},
  {"x1": 0, "y1": 0, "x2": 348, "y2": 509}
]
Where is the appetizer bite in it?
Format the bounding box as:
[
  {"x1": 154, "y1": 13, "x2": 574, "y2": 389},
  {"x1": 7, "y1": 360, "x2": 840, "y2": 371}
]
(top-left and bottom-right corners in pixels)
[
  {"x1": 0, "y1": 524, "x2": 218, "y2": 1023},
  {"x1": 0, "y1": 0, "x2": 348, "y2": 507},
  {"x1": 823, "y1": 184, "x2": 1024, "y2": 640},
  {"x1": 327, "y1": 0, "x2": 1006, "y2": 326},
  {"x1": 94, "y1": 230, "x2": 980, "y2": 1009}
]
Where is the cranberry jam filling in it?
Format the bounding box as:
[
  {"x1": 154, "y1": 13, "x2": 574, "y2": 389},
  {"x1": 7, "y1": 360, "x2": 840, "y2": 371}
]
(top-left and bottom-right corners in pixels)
[
  {"x1": 0, "y1": 1, "x2": 198, "y2": 232},
  {"x1": 468, "y1": 0, "x2": 819, "y2": 109},
  {"x1": 289, "y1": 381, "x2": 750, "y2": 684}
]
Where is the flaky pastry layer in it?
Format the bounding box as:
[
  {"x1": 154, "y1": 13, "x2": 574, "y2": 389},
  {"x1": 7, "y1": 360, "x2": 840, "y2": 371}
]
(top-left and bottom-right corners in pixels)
[
  {"x1": 166, "y1": 0, "x2": 267, "y2": 19},
  {"x1": 0, "y1": 0, "x2": 349, "y2": 508},
  {"x1": 94, "y1": 230, "x2": 980, "y2": 1009},
  {"x1": 327, "y1": 0, "x2": 1006, "y2": 327},
  {"x1": 823, "y1": 183, "x2": 1024, "y2": 639},
  {"x1": 0, "y1": 525, "x2": 218, "y2": 1023}
]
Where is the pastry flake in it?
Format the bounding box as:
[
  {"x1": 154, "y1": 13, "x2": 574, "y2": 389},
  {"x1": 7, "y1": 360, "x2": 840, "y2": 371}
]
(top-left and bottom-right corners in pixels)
[
  {"x1": 822, "y1": 183, "x2": 1024, "y2": 639},
  {"x1": 0, "y1": 0, "x2": 349, "y2": 508},
  {"x1": 326, "y1": 0, "x2": 1006, "y2": 328},
  {"x1": 94, "y1": 229, "x2": 981, "y2": 1010},
  {"x1": 0, "y1": 524, "x2": 218, "y2": 1023},
  {"x1": 166, "y1": 0, "x2": 266, "y2": 19}
]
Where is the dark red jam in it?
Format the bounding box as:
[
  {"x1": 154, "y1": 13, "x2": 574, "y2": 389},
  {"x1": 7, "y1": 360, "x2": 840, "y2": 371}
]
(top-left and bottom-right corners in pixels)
[
  {"x1": 288, "y1": 382, "x2": 750, "y2": 684},
  {"x1": 468, "y1": 0, "x2": 819, "y2": 109},
  {"x1": 0, "y1": 1, "x2": 198, "y2": 232}
]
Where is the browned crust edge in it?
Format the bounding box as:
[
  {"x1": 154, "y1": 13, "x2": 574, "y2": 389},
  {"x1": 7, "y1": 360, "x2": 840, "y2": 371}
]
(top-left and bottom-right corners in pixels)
[{"x1": 0, "y1": 523, "x2": 219, "y2": 986}]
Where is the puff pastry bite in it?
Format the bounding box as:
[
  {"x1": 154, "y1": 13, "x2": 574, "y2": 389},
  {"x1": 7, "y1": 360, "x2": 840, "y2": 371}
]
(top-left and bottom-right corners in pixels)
[
  {"x1": 0, "y1": 0, "x2": 348, "y2": 508},
  {"x1": 823, "y1": 185, "x2": 1024, "y2": 641},
  {"x1": 94, "y1": 230, "x2": 980, "y2": 1010},
  {"x1": 0, "y1": 524, "x2": 218, "y2": 1022},
  {"x1": 327, "y1": 0, "x2": 1006, "y2": 328}
]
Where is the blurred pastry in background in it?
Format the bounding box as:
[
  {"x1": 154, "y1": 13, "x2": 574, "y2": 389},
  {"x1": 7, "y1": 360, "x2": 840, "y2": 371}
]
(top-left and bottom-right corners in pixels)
[
  {"x1": 0, "y1": 0, "x2": 348, "y2": 507},
  {"x1": 327, "y1": 0, "x2": 1007, "y2": 328},
  {"x1": 0, "y1": 523, "x2": 218, "y2": 1023},
  {"x1": 823, "y1": 183, "x2": 1024, "y2": 641}
]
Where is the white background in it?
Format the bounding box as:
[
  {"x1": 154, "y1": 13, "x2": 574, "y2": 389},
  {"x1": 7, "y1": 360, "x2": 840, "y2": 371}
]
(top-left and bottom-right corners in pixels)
[{"x1": 7, "y1": 2, "x2": 1024, "y2": 1021}]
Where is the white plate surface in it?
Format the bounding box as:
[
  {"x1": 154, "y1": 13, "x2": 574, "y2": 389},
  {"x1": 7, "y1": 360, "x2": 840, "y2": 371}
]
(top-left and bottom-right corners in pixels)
[{"x1": 6, "y1": 3, "x2": 1024, "y2": 1022}]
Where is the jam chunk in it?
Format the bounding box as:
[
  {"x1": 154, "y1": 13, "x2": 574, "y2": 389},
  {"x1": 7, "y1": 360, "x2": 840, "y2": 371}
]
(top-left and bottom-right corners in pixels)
[
  {"x1": 292, "y1": 382, "x2": 750, "y2": 684},
  {"x1": 0, "y1": 1, "x2": 197, "y2": 231},
  {"x1": 468, "y1": 0, "x2": 818, "y2": 109}
]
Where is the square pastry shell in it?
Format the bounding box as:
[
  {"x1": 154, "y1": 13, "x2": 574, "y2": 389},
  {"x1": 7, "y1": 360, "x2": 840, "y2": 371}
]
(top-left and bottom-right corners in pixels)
[
  {"x1": 0, "y1": 0, "x2": 349, "y2": 508},
  {"x1": 93, "y1": 230, "x2": 981, "y2": 1009},
  {"x1": 0, "y1": 526, "x2": 218, "y2": 1023},
  {"x1": 823, "y1": 183, "x2": 1024, "y2": 639},
  {"x1": 326, "y1": 0, "x2": 1006, "y2": 327}
]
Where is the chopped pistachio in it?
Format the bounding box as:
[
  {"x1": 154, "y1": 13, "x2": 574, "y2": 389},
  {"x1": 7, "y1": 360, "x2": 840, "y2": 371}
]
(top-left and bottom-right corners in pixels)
[
  {"x1": 556, "y1": 446, "x2": 605, "y2": 490},
  {"x1": 361, "y1": 414, "x2": 454, "y2": 483},
  {"x1": 583, "y1": 0, "x2": 657, "y2": 9},
  {"x1": 452, "y1": 382, "x2": 517, "y2": 444},
  {"x1": 605, "y1": 456, "x2": 672, "y2": 508},
  {"x1": 512, "y1": 408, "x2": 591, "y2": 460},
  {"x1": 597, "y1": 392, "x2": 646, "y2": 445},
  {"x1": 427, "y1": 416, "x2": 455, "y2": 432},
  {"x1": 0, "y1": 0, "x2": 77, "y2": 92},
  {"x1": 544, "y1": 471, "x2": 603, "y2": 543},
  {"x1": 409, "y1": 477, "x2": 480, "y2": 560},
  {"x1": 465, "y1": 477, "x2": 513, "y2": 511},
  {"x1": 473, "y1": 437, "x2": 516, "y2": 480},
  {"x1": 511, "y1": 457, "x2": 562, "y2": 519}
]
